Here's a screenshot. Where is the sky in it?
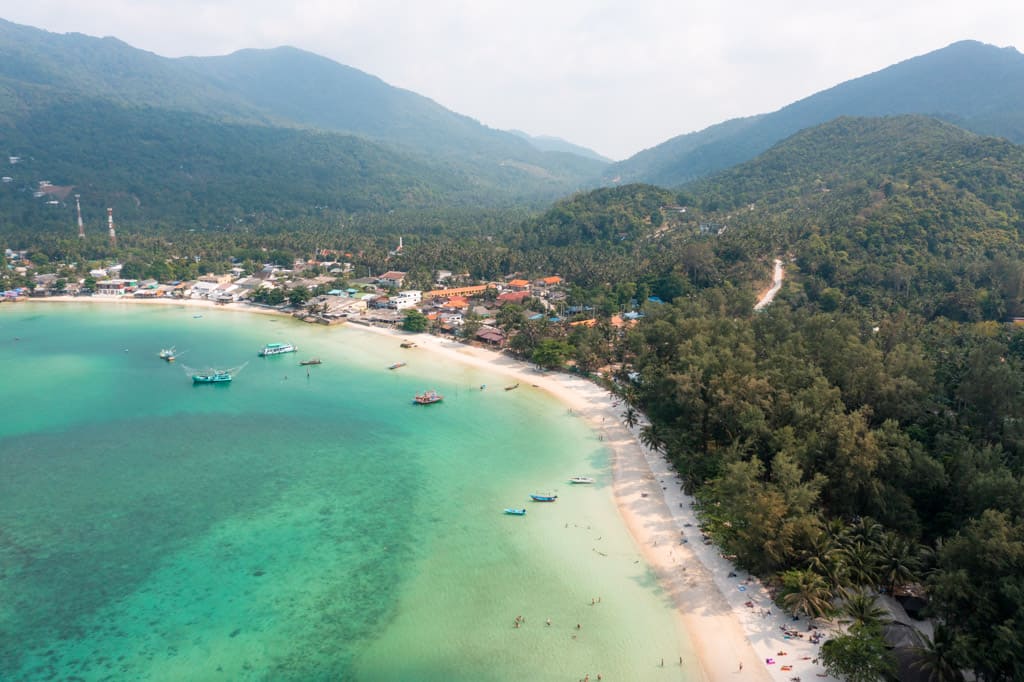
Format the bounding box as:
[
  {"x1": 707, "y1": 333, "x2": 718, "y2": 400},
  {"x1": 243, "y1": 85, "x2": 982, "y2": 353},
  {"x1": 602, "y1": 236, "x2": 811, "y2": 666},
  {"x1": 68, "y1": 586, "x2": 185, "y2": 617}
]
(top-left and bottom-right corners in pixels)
[{"x1": 4, "y1": 1, "x2": 1023, "y2": 160}]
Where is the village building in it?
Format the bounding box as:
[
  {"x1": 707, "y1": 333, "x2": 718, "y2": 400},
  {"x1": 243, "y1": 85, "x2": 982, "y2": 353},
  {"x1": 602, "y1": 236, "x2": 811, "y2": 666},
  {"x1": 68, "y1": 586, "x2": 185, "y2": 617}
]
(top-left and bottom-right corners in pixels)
[
  {"x1": 377, "y1": 271, "x2": 407, "y2": 288},
  {"x1": 475, "y1": 327, "x2": 506, "y2": 346}
]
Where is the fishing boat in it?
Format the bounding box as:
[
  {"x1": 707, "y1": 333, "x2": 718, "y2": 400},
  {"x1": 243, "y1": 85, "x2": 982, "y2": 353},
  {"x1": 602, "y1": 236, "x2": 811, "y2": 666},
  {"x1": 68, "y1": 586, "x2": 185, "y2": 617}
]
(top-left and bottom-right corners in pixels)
[
  {"x1": 530, "y1": 494, "x2": 558, "y2": 502},
  {"x1": 413, "y1": 390, "x2": 443, "y2": 405},
  {"x1": 389, "y1": 361, "x2": 407, "y2": 370},
  {"x1": 400, "y1": 341, "x2": 417, "y2": 348},
  {"x1": 299, "y1": 358, "x2": 322, "y2": 366},
  {"x1": 259, "y1": 342, "x2": 297, "y2": 357},
  {"x1": 192, "y1": 369, "x2": 232, "y2": 384},
  {"x1": 504, "y1": 508, "x2": 527, "y2": 516},
  {"x1": 504, "y1": 383, "x2": 520, "y2": 391},
  {"x1": 159, "y1": 347, "x2": 176, "y2": 362},
  {"x1": 569, "y1": 476, "x2": 596, "y2": 484}
]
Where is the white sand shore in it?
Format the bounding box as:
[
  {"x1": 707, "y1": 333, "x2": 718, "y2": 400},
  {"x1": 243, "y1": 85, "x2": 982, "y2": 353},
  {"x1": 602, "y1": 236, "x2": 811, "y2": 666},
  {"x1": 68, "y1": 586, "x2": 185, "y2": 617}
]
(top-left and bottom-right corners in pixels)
[{"x1": 10, "y1": 297, "x2": 837, "y2": 681}]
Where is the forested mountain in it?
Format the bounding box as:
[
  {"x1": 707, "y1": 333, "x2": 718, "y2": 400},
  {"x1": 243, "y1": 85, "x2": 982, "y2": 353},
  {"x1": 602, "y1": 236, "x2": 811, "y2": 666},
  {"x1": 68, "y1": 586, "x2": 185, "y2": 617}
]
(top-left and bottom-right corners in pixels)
[
  {"x1": 508, "y1": 130, "x2": 612, "y2": 162},
  {"x1": 586, "y1": 116, "x2": 1024, "y2": 680},
  {"x1": 0, "y1": 17, "x2": 606, "y2": 225},
  {"x1": 0, "y1": 95, "x2": 480, "y2": 233},
  {"x1": 607, "y1": 40, "x2": 1024, "y2": 187}
]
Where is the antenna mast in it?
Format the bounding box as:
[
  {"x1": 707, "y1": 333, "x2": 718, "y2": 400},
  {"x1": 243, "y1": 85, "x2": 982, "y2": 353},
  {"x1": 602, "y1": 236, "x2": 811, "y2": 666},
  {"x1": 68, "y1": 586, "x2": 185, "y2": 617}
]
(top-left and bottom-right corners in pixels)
[
  {"x1": 75, "y1": 195, "x2": 85, "y2": 238},
  {"x1": 107, "y1": 207, "x2": 117, "y2": 248}
]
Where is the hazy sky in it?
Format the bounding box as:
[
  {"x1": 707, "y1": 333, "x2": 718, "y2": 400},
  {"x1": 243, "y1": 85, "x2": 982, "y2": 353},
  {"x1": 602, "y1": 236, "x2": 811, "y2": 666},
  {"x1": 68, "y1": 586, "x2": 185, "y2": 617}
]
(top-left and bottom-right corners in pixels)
[{"x1": 5, "y1": 1, "x2": 1023, "y2": 160}]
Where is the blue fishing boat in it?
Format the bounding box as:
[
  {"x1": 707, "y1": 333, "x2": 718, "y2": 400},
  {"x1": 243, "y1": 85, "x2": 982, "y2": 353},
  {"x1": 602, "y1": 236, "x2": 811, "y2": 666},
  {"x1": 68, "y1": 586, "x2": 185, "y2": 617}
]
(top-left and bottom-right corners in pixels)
[
  {"x1": 530, "y1": 494, "x2": 558, "y2": 502},
  {"x1": 504, "y1": 508, "x2": 527, "y2": 516},
  {"x1": 192, "y1": 370, "x2": 232, "y2": 383}
]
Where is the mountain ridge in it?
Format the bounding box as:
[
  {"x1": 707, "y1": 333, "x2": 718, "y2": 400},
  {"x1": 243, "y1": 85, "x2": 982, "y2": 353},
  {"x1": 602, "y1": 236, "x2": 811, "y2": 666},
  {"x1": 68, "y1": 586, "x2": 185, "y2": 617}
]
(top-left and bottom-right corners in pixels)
[{"x1": 606, "y1": 39, "x2": 1024, "y2": 187}]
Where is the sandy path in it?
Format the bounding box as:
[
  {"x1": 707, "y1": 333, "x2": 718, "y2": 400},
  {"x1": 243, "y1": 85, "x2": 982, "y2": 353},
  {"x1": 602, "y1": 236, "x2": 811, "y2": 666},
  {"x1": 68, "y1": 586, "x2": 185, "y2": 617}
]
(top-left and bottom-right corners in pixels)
[{"x1": 754, "y1": 259, "x2": 784, "y2": 311}]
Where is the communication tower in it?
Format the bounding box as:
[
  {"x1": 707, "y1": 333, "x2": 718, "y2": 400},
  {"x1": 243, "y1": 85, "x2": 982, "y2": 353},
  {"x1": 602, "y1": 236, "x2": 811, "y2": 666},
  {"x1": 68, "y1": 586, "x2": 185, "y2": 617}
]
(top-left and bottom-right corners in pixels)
[
  {"x1": 75, "y1": 195, "x2": 85, "y2": 238},
  {"x1": 107, "y1": 207, "x2": 117, "y2": 248}
]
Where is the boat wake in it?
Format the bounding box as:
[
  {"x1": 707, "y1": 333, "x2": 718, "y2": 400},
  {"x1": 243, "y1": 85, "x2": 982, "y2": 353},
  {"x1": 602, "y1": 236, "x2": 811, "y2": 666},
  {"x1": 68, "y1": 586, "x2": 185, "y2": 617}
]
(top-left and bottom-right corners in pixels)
[{"x1": 181, "y1": 361, "x2": 248, "y2": 376}]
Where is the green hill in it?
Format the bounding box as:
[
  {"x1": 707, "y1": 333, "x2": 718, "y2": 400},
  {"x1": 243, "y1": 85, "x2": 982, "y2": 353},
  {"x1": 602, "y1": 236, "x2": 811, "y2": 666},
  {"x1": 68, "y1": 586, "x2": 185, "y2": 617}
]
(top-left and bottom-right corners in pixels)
[
  {"x1": 688, "y1": 114, "x2": 1024, "y2": 319},
  {"x1": 0, "y1": 17, "x2": 606, "y2": 220},
  {"x1": 607, "y1": 40, "x2": 1024, "y2": 186}
]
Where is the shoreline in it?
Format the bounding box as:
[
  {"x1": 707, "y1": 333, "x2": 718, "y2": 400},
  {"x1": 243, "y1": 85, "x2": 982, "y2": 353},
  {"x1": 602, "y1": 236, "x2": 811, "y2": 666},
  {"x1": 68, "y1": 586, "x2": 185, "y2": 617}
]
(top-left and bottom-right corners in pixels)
[{"x1": 9, "y1": 296, "x2": 836, "y2": 681}]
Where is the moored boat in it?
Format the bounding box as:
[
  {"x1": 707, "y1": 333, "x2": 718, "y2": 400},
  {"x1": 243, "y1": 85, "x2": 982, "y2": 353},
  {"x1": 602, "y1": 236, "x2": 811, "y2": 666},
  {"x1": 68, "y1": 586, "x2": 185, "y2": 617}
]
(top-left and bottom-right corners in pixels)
[
  {"x1": 504, "y1": 383, "x2": 520, "y2": 391},
  {"x1": 530, "y1": 494, "x2": 558, "y2": 502},
  {"x1": 299, "y1": 358, "x2": 322, "y2": 366},
  {"x1": 192, "y1": 370, "x2": 232, "y2": 383},
  {"x1": 259, "y1": 342, "x2": 297, "y2": 357},
  {"x1": 159, "y1": 347, "x2": 176, "y2": 362},
  {"x1": 400, "y1": 341, "x2": 417, "y2": 348},
  {"x1": 569, "y1": 476, "x2": 595, "y2": 484},
  {"x1": 504, "y1": 508, "x2": 527, "y2": 516},
  {"x1": 389, "y1": 361, "x2": 407, "y2": 370},
  {"x1": 413, "y1": 389, "x2": 443, "y2": 405}
]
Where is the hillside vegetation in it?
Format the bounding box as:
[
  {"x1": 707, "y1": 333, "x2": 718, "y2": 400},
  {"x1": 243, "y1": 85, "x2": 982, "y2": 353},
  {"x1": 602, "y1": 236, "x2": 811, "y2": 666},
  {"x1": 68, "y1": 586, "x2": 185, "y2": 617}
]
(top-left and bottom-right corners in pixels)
[{"x1": 0, "y1": 17, "x2": 606, "y2": 226}]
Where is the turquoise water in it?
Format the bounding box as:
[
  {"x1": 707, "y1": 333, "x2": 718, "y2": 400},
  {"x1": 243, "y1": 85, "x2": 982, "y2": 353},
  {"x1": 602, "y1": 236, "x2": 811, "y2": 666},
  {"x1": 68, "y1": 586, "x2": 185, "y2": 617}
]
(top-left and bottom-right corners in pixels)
[{"x1": 0, "y1": 303, "x2": 695, "y2": 681}]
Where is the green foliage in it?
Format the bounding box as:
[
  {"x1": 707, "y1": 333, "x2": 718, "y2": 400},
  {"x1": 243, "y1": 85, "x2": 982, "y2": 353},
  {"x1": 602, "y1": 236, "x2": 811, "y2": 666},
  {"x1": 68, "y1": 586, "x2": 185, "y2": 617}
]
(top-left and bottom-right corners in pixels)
[
  {"x1": 820, "y1": 629, "x2": 897, "y2": 682},
  {"x1": 531, "y1": 338, "x2": 574, "y2": 370},
  {"x1": 402, "y1": 309, "x2": 430, "y2": 333}
]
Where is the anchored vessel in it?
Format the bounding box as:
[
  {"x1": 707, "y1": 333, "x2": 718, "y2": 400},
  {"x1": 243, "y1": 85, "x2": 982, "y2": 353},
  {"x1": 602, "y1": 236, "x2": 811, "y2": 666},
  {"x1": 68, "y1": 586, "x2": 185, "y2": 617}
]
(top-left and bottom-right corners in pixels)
[
  {"x1": 159, "y1": 347, "x2": 176, "y2": 362},
  {"x1": 530, "y1": 494, "x2": 558, "y2": 502},
  {"x1": 569, "y1": 476, "x2": 596, "y2": 484},
  {"x1": 192, "y1": 370, "x2": 232, "y2": 384},
  {"x1": 413, "y1": 390, "x2": 443, "y2": 405},
  {"x1": 259, "y1": 342, "x2": 297, "y2": 357}
]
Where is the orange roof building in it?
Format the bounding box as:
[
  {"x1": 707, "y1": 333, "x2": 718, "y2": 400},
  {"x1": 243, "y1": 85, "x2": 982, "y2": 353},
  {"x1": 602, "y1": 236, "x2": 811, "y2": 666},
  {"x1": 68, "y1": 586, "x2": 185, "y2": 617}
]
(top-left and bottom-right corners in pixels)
[
  {"x1": 424, "y1": 284, "x2": 492, "y2": 299},
  {"x1": 538, "y1": 276, "x2": 562, "y2": 286},
  {"x1": 508, "y1": 279, "x2": 530, "y2": 289}
]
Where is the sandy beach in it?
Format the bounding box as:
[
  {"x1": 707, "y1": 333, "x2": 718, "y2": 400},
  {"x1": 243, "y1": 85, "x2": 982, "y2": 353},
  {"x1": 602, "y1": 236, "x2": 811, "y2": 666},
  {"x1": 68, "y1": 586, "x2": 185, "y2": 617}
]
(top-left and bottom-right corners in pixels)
[
  {"x1": 352, "y1": 323, "x2": 837, "y2": 682},
  {"x1": 9, "y1": 296, "x2": 837, "y2": 681}
]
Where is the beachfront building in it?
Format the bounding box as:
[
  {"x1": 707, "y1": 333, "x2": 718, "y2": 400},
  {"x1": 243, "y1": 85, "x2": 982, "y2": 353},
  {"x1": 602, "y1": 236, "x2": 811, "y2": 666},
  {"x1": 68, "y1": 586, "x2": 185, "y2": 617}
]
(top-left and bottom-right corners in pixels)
[
  {"x1": 475, "y1": 327, "x2": 506, "y2": 346},
  {"x1": 189, "y1": 280, "x2": 220, "y2": 299},
  {"x1": 95, "y1": 279, "x2": 137, "y2": 296},
  {"x1": 387, "y1": 290, "x2": 422, "y2": 310}
]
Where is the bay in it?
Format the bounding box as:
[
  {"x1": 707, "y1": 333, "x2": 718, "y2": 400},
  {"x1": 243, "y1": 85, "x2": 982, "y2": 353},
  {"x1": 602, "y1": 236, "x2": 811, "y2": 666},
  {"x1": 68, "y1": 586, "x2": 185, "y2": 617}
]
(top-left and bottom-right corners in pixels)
[{"x1": 0, "y1": 303, "x2": 694, "y2": 681}]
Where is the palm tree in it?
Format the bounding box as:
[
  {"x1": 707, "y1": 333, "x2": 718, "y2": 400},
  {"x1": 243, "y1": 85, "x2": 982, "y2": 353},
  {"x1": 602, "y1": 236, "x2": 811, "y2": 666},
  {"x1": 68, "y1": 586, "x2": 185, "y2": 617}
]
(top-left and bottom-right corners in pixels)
[
  {"x1": 781, "y1": 568, "x2": 834, "y2": 620},
  {"x1": 877, "y1": 531, "x2": 920, "y2": 595},
  {"x1": 622, "y1": 405, "x2": 639, "y2": 430},
  {"x1": 841, "y1": 592, "x2": 889, "y2": 633},
  {"x1": 838, "y1": 540, "x2": 882, "y2": 590},
  {"x1": 909, "y1": 626, "x2": 965, "y2": 682},
  {"x1": 638, "y1": 423, "x2": 665, "y2": 454}
]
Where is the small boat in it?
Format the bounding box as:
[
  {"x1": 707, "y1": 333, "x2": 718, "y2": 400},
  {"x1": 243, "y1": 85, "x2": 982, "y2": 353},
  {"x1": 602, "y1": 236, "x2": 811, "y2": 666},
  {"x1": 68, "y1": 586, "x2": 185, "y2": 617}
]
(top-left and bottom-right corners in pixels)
[
  {"x1": 504, "y1": 383, "x2": 520, "y2": 391},
  {"x1": 413, "y1": 390, "x2": 443, "y2": 405},
  {"x1": 388, "y1": 361, "x2": 407, "y2": 370},
  {"x1": 569, "y1": 476, "x2": 596, "y2": 484},
  {"x1": 530, "y1": 494, "x2": 558, "y2": 502},
  {"x1": 299, "y1": 358, "x2": 322, "y2": 366},
  {"x1": 400, "y1": 341, "x2": 417, "y2": 349},
  {"x1": 259, "y1": 342, "x2": 297, "y2": 357},
  {"x1": 504, "y1": 508, "x2": 527, "y2": 516},
  {"x1": 192, "y1": 370, "x2": 232, "y2": 383},
  {"x1": 159, "y1": 347, "x2": 176, "y2": 362}
]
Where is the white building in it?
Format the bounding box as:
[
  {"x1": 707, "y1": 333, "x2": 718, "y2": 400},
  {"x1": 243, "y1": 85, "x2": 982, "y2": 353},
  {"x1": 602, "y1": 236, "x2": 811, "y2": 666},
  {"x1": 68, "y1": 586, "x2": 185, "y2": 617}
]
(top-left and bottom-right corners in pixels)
[{"x1": 388, "y1": 290, "x2": 422, "y2": 310}]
